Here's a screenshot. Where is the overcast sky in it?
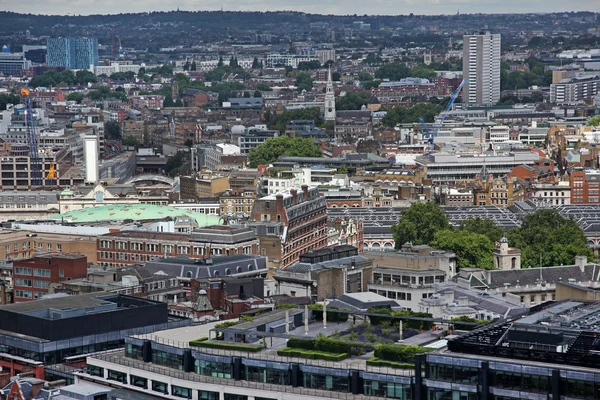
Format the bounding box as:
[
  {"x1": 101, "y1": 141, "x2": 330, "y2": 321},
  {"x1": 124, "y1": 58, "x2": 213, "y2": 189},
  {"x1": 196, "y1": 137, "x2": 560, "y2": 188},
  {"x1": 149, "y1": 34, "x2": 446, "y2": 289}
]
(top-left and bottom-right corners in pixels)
[{"x1": 0, "y1": 0, "x2": 597, "y2": 16}]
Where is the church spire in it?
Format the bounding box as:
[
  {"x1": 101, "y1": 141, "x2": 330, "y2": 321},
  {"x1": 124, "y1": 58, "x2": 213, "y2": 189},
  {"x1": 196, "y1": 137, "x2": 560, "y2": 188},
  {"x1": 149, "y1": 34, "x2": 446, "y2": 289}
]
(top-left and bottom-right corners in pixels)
[{"x1": 324, "y1": 66, "x2": 336, "y2": 122}]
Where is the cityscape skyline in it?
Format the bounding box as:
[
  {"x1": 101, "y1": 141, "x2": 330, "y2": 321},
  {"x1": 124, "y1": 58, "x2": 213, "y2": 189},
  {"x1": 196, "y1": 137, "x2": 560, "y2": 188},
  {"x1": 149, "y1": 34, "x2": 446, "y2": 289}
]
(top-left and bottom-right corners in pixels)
[{"x1": 0, "y1": 0, "x2": 597, "y2": 16}]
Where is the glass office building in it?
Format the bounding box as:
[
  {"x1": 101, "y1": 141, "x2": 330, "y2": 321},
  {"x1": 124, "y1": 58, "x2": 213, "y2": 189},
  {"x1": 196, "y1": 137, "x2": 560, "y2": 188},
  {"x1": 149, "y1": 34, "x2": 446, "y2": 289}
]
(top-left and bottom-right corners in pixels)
[{"x1": 47, "y1": 37, "x2": 98, "y2": 70}]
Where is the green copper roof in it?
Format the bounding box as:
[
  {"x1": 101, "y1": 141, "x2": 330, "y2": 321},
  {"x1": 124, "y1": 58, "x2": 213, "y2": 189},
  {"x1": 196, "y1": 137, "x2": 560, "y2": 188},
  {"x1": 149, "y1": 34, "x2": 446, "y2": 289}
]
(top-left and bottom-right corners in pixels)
[{"x1": 52, "y1": 203, "x2": 221, "y2": 226}]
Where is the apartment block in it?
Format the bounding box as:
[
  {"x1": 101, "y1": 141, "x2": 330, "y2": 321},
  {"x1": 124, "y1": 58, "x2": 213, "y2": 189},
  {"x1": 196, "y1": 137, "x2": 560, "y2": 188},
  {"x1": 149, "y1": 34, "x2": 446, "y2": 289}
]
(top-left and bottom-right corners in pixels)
[
  {"x1": 570, "y1": 169, "x2": 600, "y2": 204},
  {"x1": 97, "y1": 226, "x2": 258, "y2": 268},
  {"x1": 13, "y1": 254, "x2": 87, "y2": 302},
  {"x1": 463, "y1": 31, "x2": 501, "y2": 105},
  {"x1": 250, "y1": 185, "x2": 328, "y2": 272}
]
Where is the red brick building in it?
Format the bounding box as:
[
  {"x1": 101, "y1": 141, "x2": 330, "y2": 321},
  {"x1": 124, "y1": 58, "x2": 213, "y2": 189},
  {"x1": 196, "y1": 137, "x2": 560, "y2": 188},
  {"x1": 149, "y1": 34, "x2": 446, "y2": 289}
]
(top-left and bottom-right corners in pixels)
[
  {"x1": 181, "y1": 89, "x2": 209, "y2": 107},
  {"x1": 508, "y1": 158, "x2": 555, "y2": 185},
  {"x1": 97, "y1": 227, "x2": 259, "y2": 268},
  {"x1": 190, "y1": 276, "x2": 264, "y2": 319},
  {"x1": 250, "y1": 185, "x2": 328, "y2": 271},
  {"x1": 13, "y1": 254, "x2": 87, "y2": 302},
  {"x1": 571, "y1": 169, "x2": 600, "y2": 204}
]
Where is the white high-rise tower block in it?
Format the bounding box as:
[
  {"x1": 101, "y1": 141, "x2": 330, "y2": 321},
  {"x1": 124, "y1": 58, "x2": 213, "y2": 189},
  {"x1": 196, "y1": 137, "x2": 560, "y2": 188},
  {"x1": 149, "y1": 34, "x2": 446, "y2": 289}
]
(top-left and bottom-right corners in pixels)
[{"x1": 84, "y1": 134, "x2": 99, "y2": 184}]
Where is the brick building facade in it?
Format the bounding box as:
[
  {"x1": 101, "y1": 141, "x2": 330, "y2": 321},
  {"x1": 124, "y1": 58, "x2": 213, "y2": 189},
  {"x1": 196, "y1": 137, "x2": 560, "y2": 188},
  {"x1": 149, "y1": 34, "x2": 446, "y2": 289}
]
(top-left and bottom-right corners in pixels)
[
  {"x1": 250, "y1": 185, "x2": 328, "y2": 272},
  {"x1": 97, "y1": 226, "x2": 259, "y2": 268},
  {"x1": 13, "y1": 254, "x2": 87, "y2": 302}
]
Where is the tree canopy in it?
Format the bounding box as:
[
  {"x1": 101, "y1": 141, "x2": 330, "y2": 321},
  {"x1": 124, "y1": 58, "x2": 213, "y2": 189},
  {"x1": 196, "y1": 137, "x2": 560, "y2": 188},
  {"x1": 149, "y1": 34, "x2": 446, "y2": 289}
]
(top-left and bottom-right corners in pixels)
[
  {"x1": 458, "y1": 217, "x2": 504, "y2": 245},
  {"x1": 265, "y1": 108, "x2": 323, "y2": 131},
  {"x1": 432, "y1": 229, "x2": 494, "y2": 270},
  {"x1": 391, "y1": 202, "x2": 450, "y2": 248},
  {"x1": 0, "y1": 93, "x2": 20, "y2": 111},
  {"x1": 375, "y1": 61, "x2": 411, "y2": 81},
  {"x1": 297, "y1": 60, "x2": 321, "y2": 70},
  {"x1": 337, "y1": 92, "x2": 372, "y2": 111},
  {"x1": 104, "y1": 121, "x2": 121, "y2": 139},
  {"x1": 295, "y1": 72, "x2": 314, "y2": 92},
  {"x1": 506, "y1": 209, "x2": 594, "y2": 268},
  {"x1": 66, "y1": 92, "x2": 84, "y2": 104},
  {"x1": 248, "y1": 136, "x2": 322, "y2": 168},
  {"x1": 382, "y1": 103, "x2": 438, "y2": 127},
  {"x1": 588, "y1": 115, "x2": 600, "y2": 127}
]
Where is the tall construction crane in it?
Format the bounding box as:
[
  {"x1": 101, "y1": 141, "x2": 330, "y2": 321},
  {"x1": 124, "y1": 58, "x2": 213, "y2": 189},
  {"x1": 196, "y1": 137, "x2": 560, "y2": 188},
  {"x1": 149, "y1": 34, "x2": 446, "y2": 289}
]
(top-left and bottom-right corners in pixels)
[
  {"x1": 419, "y1": 78, "x2": 467, "y2": 153},
  {"x1": 20, "y1": 89, "x2": 43, "y2": 187}
]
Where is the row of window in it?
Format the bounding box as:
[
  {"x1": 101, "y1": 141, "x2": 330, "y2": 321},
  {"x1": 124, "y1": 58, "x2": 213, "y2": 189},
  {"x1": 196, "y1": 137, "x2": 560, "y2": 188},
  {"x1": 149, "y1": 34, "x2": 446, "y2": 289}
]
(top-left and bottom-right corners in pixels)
[
  {"x1": 14, "y1": 279, "x2": 50, "y2": 288},
  {"x1": 98, "y1": 363, "x2": 410, "y2": 400},
  {"x1": 99, "y1": 243, "x2": 243, "y2": 256},
  {"x1": 15, "y1": 290, "x2": 45, "y2": 299},
  {"x1": 6, "y1": 244, "x2": 62, "y2": 254}
]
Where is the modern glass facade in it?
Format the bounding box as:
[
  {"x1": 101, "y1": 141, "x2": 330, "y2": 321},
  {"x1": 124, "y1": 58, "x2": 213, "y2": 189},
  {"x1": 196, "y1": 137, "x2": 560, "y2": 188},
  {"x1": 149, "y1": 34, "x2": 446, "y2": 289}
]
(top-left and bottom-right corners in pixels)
[
  {"x1": 47, "y1": 37, "x2": 98, "y2": 70},
  {"x1": 89, "y1": 337, "x2": 600, "y2": 400}
]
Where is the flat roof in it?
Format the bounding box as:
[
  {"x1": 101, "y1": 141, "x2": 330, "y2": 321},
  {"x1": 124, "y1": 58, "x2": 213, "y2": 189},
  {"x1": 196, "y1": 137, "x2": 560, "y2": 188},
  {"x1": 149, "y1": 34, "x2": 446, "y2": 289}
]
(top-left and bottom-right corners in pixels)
[
  {"x1": 0, "y1": 292, "x2": 116, "y2": 313},
  {"x1": 134, "y1": 319, "x2": 234, "y2": 344}
]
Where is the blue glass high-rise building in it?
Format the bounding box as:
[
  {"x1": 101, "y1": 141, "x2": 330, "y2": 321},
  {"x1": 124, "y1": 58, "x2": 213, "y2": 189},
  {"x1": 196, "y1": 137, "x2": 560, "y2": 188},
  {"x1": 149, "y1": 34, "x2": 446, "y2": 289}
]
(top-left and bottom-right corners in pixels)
[{"x1": 47, "y1": 37, "x2": 98, "y2": 70}]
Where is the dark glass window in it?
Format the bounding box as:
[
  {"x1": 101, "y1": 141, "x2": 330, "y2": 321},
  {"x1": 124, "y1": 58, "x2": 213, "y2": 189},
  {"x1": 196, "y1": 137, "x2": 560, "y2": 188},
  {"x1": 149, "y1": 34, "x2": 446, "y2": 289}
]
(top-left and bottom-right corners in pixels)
[
  {"x1": 364, "y1": 379, "x2": 412, "y2": 399},
  {"x1": 152, "y1": 381, "x2": 168, "y2": 394},
  {"x1": 427, "y1": 388, "x2": 477, "y2": 400},
  {"x1": 224, "y1": 395, "x2": 247, "y2": 400},
  {"x1": 429, "y1": 363, "x2": 479, "y2": 384},
  {"x1": 130, "y1": 375, "x2": 147, "y2": 389},
  {"x1": 152, "y1": 350, "x2": 184, "y2": 370},
  {"x1": 561, "y1": 378, "x2": 599, "y2": 399},
  {"x1": 125, "y1": 343, "x2": 143, "y2": 361},
  {"x1": 107, "y1": 369, "x2": 127, "y2": 384},
  {"x1": 172, "y1": 385, "x2": 192, "y2": 399},
  {"x1": 198, "y1": 391, "x2": 219, "y2": 400},
  {"x1": 87, "y1": 365, "x2": 104, "y2": 377},
  {"x1": 303, "y1": 372, "x2": 350, "y2": 392},
  {"x1": 245, "y1": 366, "x2": 290, "y2": 385},
  {"x1": 195, "y1": 359, "x2": 232, "y2": 379}
]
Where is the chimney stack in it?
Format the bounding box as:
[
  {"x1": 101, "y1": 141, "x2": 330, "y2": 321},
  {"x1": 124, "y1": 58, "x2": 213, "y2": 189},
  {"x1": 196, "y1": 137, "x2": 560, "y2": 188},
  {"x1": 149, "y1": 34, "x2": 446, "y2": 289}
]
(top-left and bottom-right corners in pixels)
[
  {"x1": 301, "y1": 184, "x2": 309, "y2": 200},
  {"x1": 290, "y1": 188, "x2": 298, "y2": 204},
  {"x1": 275, "y1": 193, "x2": 284, "y2": 215},
  {"x1": 575, "y1": 255, "x2": 587, "y2": 272}
]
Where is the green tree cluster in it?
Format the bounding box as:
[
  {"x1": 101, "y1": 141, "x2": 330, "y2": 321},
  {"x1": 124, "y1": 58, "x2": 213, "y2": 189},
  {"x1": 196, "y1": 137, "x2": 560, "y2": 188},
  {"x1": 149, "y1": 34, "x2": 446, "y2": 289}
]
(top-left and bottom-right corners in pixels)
[
  {"x1": 588, "y1": 115, "x2": 600, "y2": 127},
  {"x1": 337, "y1": 92, "x2": 372, "y2": 110},
  {"x1": 256, "y1": 83, "x2": 272, "y2": 92},
  {"x1": 391, "y1": 203, "x2": 502, "y2": 270},
  {"x1": 391, "y1": 202, "x2": 450, "y2": 247},
  {"x1": 0, "y1": 93, "x2": 20, "y2": 111},
  {"x1": 265, "y1": 107, "x2": 323, "y2": 131},
  {"x1": 88, "y1": 86, "x2": 127, "y2": 102},
  {"x1": 66, "y1": 92, "x2": 84, "y2": 104},
  {"x1": 297, "y1": 60, "x2": 322, "y2": 70},
  {"x1": 500, "y1": 59, "x2": 552, "y2": 91},
  {"x1": 146, "y1": 64, "x2": 174, "y2": 76},
  {"x1": 374, "y1": 62, "x2": 436, "y2": 81},
  {"x1": 165, "y1": 151, "x2": 185, "y2": 176},
  {"x1": 109, "y1": 71, "x2": 135, "y2": 81},
  {"x1": 295, "y1": 72, "x2": 314, "y2": 92},
  {"x1": 506, "y1": 209, "x2": 594, "y2": 268},
  {"x1": 458, "y1": 217, "x2": 504, "y2": 244},
  {"x1": 248, "y1": 136, "x2": 321, "y2": 167},
  {"x1": 30, "y1": 69, "x2": 97, "y2": 87},
  {"x1": 382, "y1": 103, "x2": 438, "y2": 127},
  {"x1": 104, "y1": 121, "x2": 121, "y2": 139},
  {"x1": 432, "y1": 229, "x2": 494, "y2": 270}
]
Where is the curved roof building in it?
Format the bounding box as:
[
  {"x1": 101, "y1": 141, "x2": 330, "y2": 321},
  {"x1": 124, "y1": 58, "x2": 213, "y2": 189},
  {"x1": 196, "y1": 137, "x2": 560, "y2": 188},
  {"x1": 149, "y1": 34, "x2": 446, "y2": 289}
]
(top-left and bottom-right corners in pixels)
[{"x1": 52, "y1": 203, "x2": 221, "y2": 226}]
